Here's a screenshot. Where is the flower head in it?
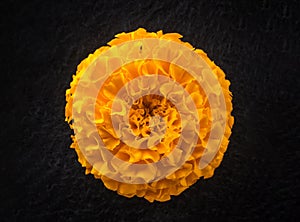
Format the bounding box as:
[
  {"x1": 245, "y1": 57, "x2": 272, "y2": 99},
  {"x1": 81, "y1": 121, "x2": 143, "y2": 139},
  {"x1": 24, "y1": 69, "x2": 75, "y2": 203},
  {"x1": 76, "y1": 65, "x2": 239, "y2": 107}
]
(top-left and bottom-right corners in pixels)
[{"x1": 65, "y1": 28, "x2": 234, "y2": 202}]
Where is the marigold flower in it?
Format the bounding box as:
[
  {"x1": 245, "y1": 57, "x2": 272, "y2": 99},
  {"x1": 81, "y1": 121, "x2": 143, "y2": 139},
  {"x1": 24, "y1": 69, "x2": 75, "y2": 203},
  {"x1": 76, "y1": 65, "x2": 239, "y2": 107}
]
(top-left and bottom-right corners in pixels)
[{"x1": 65, "y1": 28, "x2": 234, "y2": 202}]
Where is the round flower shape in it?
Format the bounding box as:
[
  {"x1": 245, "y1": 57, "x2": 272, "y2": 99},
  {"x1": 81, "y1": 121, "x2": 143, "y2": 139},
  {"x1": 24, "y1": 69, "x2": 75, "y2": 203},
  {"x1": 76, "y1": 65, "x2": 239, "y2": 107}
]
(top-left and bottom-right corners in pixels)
[{"x1": 65, "y1": 28, "x2": 234, "y2": 202}]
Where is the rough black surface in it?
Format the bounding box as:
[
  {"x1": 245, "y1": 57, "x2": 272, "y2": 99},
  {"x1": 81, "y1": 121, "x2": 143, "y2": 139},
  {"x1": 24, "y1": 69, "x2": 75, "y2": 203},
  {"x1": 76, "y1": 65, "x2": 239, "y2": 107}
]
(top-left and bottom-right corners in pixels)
[{"x1": 1, "y1": 0, "x2": 299, "y2": 221}]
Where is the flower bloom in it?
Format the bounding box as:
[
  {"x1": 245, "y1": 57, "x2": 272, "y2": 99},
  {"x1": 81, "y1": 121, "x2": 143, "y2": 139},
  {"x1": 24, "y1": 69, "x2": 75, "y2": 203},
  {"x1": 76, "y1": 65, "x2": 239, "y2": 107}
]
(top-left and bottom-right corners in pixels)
[{"x1": 65, "y1": 28, "x2": 234, "y2": 202}]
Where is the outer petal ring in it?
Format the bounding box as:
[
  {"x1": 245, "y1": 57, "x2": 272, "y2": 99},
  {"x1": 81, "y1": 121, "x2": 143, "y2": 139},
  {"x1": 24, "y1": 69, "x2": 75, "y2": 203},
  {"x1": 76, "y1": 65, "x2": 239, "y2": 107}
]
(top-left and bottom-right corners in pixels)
[{"x1": 66, "y1": 28, "x2": 234, "y2": 202}]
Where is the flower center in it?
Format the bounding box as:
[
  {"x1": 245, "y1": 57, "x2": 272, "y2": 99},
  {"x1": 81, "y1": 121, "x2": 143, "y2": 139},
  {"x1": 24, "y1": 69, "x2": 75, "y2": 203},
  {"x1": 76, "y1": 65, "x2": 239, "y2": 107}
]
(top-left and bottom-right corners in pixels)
[{"x1": 129, "y1": 94, "x2": 177, "y2": 138}]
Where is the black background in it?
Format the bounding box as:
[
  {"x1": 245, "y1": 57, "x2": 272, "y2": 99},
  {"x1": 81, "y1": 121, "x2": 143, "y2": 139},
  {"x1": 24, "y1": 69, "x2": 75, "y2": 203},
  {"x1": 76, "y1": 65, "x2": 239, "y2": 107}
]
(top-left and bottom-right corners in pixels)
[{"x1": 1, "y1": 0, "x2": 299, "y2": 221}]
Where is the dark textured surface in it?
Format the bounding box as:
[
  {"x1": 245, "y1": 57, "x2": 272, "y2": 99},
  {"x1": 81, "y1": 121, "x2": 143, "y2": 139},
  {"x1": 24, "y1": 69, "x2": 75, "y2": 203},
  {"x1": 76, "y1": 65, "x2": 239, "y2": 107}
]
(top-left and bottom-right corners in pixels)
[{"x1": 1, "y1": 0, "x2": 299, "y2": 221}]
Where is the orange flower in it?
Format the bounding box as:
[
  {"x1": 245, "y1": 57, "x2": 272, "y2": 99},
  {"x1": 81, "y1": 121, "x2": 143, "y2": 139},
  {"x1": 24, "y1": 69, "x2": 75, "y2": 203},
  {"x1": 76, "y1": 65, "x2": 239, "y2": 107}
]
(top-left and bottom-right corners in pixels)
[{"x1": 65, "y1": 28, "x2": 234, "y2": 202}]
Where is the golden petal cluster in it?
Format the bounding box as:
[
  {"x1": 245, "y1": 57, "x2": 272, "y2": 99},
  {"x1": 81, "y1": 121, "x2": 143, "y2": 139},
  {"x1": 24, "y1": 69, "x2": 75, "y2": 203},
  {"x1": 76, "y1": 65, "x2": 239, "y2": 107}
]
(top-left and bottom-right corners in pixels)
[{"x1": 65, "y1": 28, "x2": 234, "y2": 202}]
